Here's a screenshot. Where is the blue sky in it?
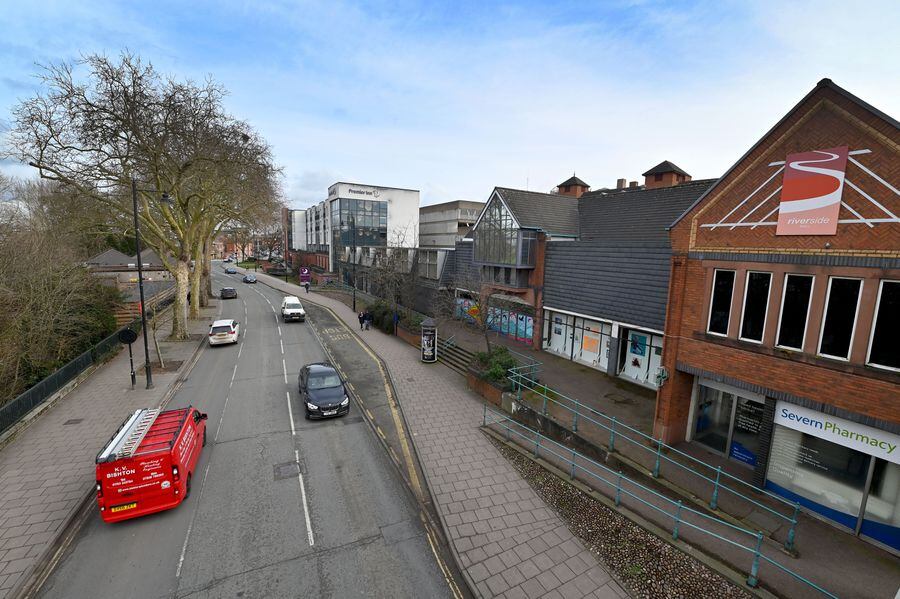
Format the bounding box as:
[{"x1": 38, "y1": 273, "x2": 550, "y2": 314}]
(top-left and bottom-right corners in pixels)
[{"x1": 1, "y1": 0, "x2": 898, "y2": 207}]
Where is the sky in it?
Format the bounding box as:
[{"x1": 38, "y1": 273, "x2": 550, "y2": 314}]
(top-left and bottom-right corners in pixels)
[{"x1": 1, "y1": 0, "x2": 898, "y2": 208}]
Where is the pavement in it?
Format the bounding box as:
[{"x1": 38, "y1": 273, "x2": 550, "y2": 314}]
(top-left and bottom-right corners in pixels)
[
  {"x1": 249, "y1": 271, "x2": 629, "y2": 599},
  {"x1": 0, "y1": 301, "x2": 218, "y2": 598}
]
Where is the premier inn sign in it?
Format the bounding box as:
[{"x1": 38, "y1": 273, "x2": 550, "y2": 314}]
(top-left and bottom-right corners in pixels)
[{"x1": 775, "y1": 401, "x2": 900, "y2": 464}]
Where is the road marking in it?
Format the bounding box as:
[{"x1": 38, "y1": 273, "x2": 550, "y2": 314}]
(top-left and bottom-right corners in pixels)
[
  {"x1": 422, "y1": 514, "x2": 463, "y2": 599},
  {"x1": 274, "y1": 314, "x2": 278, "y2": 324},
  {"x1": 295, "y1": 449, "x2": 315, "y2": 547},
  {"x1": 271, "y1": 305, "x2": 276, "y2": 313},
  {"x1": 280, "y1": 339, "x2": 284, "y2": 354},
  {"x1": 282, "y1": 359, "x2": 288, "y2": 384},
  {"x1": 230, "y1": 363, "x2": 237, "y2": 386},
  {"x1": 286, "y1": 391, "x2": 296, "y2": 436},
  {"x1": 215, "y1": 394, "x2": 231, "y2": 442},
  {"x1": 278, "y1": 326, "x2": 282, "y2": 337},
  {"x1": 176, "y1": 462, "x2": 211, "y2": 578},
  {"x1": 237, "y1": 343, "x2": 243, "y2": 359}
]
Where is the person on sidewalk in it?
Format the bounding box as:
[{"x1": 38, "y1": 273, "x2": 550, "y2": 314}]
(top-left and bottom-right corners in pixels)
[
  {"x1": 304, "y1": 282, "x2": 310, "y2": 293},
  {"x1": 358, "y1": 311, "x2": 365, "y2": 330}
]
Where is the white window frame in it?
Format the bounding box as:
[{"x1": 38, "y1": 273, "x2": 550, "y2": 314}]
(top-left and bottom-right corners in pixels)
[
  {"x1": 817, "y1": 276, "x2": 863, "y2": 362},
  {"x1": 707, "y1": 269, "x2": 736, "y2": 337},
  {"x1": 866, "y1": 279, "x2": 900, "y2": 372},
  {"x1": 775, "y1": 273, "x2": 815, "y2": 352},
  {"x1": 739, "y1": 271, "x2": 773, "y2": 344}
]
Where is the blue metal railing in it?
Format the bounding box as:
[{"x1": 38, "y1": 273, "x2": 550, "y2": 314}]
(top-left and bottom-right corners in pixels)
[
  {"x1": 482, "y1": 407, "x2": 837, "y2": 598},
  {"x1": 506, "y1": 369, "x2": 803, "y2": 552}
]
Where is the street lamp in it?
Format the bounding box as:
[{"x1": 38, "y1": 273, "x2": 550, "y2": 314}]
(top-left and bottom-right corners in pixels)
[
  {"x1": 131, "y1": 178, "x2": 172, "y2": 390},
  {"x1": 351, "y1": 214, "x2": 357, "y2": 312}
]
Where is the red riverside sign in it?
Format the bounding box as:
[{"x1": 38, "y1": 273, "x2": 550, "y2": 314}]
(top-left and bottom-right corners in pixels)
[{"x1": 776, "y1": 145, "x2": 849, "y2": 236}]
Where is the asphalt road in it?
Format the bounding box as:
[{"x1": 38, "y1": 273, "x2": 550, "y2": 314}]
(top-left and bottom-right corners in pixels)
[{"x1": 36, "y1": 269, "x2": 454, "y2": 599}]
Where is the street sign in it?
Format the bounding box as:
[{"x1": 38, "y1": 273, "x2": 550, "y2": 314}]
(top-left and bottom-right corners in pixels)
[{"x1": 118, "y1": 329, "x2": 138, "y2": 345}]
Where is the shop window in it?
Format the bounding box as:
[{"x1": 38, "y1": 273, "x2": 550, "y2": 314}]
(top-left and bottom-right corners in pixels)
[
  {"x1": 740, "y1": 271, "x2": 772, "y2": 343},
  {"x1": 707, "y1": 270, "x2": 735, "y2": 336},
  {"x1": 867, "y1": 280, "x2": 900, "y2": 370},
  {"x1": 818, "y1": 277, "x2": 862, "y2": 360},
  {"x1": 776, "y1": 274, "x2": 814, "y2": 350}
]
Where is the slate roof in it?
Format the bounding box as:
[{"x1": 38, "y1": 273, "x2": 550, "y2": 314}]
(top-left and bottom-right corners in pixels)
[
  {"x1": 558, "y1": 175, "x2": 589, "y2": 188},
  {"x1": 642, "y1": 161, "x2": 690, "y2": 177},
  {"x1": 86, "y1": 248, "x2": 132, "y2": 266},
  {"x1": 578, "y1": 179, "x2": 716, "y2": 245},
  {"x1": 123, "y1": 280, "x2": 174, "y2": 303},
  {"x1": 494, "y1": 187, "x2": 579, "y2": 236},
  {"x1": 136, "y1": 249, "x2": 164, "y2": 267}
]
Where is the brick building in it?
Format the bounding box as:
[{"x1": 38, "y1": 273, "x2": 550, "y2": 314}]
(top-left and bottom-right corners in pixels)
[{"x1": 655, "y1": 79, "x2": 900, "y2": 549}]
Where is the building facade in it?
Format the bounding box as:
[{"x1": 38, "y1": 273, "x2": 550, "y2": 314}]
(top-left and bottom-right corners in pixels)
[
  {"x1": 655, "y1": 80, "x2": 900, "y2": 550},
  {"x1": 418, "y1": 200, "x2": 485, "y2": 247}
]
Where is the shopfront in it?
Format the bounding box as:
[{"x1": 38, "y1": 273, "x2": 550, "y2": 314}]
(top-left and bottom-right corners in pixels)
[
  {"x1": 690, "y1": 379, "x2": 767, "y2": 467},
  {"x1": 543, "y1": 310, "x2": 613, "y2": 372},
  {"x1": 766, "y1": 401, "x2": 900, "y2": 550}
]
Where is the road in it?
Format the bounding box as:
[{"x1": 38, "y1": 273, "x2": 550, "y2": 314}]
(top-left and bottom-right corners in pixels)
[{"x1": 36, "y1": 269, "x2": 454, "y2": 599}]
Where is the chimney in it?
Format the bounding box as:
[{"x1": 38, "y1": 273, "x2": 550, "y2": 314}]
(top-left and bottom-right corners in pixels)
[
  {"x1": 556, "y1": 174, "x2": 590, "y2": 199},
  {"x1": 642, "y1": 161, "x2": 692, "y2": 189},
  {"x1": 616, "y1": 178, "x2": 626, "y2": 190},
  {"x1": 628, "y1": 181, "x2": 639, "y2": 188}
]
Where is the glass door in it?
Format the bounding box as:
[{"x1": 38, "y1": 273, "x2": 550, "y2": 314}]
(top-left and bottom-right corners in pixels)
[
  {"x1": 860, "y1": 459, "x2": 900, "y2": 549},
  {"x1": 729, "y1": 397, "x2": 764, "y2": 466},
  {"x1": 694, "y1": 386, "x2": 735, "y2": 455}
]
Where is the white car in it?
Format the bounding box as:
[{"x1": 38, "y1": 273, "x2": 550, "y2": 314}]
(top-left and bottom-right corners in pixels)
[
  {"x1": 281, "y1": 296, "x2": 306, "y2": 322},
  {"x1": 208, "y1": 319, "x2": 240, "y2": 346}
]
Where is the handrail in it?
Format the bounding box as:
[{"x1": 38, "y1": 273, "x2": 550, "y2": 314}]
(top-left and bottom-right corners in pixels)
[
  {"x1": 482, "y1": 407, "x2": 837, "y2": 598},
  {"x1": 507, "y1": 369, "x2": 802, "y2": 552}
]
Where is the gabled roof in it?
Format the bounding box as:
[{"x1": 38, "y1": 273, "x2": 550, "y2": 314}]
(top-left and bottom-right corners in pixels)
[
  {"x1": 642, "y1": 161, "x2": 690, "y2": 177},
  {"x1": 493, "y1": 187, "x2": 579, "y2": 235},
  {"x1": 670, "y1": 78, "x2": 900, "y2": 229},
  {"x1": 579, "y1": 179, "x2": 716, "y2": 245},
  {"x1": 135, "y1": 249, "x2": 163, "y2": 267},
  {"x1": 558, "y1": 175, "x2": 589, "y2": 188},
  {"x1": 86, "y1": 248, "x2": 132, "y2": 266}
]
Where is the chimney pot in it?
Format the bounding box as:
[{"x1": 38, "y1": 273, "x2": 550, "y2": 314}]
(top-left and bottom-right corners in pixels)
[
  {"x1": 628, "y1": 181, "x2": 638, "y2": 188},
  {"x1": 616, "y1": 178, "x2": 626, "y2": 190}
]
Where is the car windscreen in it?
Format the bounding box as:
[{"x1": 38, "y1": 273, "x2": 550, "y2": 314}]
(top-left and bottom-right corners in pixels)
[
  {"x1": 222, "y1": 288, "x2": 235, "y2": 292},
  {"x1": 285, "y1": 303, "x2": 302, "y2": 310},
  {"x1": 307, "y1": 374, "x2": 341, "y2": 389},
  {"x1": 211, "y1": 325, "x2": 232, "y2": 334}
]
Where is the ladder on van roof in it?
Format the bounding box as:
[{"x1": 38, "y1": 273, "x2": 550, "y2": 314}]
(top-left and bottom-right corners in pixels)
[{"x1": 97, "y1": 408, "x2": 160, "y2": 462}]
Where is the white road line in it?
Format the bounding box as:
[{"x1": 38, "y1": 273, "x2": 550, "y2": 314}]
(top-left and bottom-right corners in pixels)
[
  {"x1": 271, "y1": 305, "x2": 276, "y2": 313},
  {"x1": 274, "y1": 314, "x2": 278, "y2": 324},
  {"x1": 237, "y1": 343, "x2": 243, "y2": 359},
  {"x1": 280, "y1": 339, "x2": 284, "y2": 354},
  {"x1": 286, "y1": 391, "x2": 295, "y2": 436},
  {"x1": 282, "y1": 359, "x2": 288, "y2": 384},
  {"x1": 215, "y1": 394, "x2": 231, "y2": 442},
  {"x1": 295, "y1": 449, "x2": 315, "y2": 547},
  {"x1": 176, "y1": 462, "x2": 211, "y2": 578},
  {"x1": 278, "y1": 326, "x2": 282, "y2": 337},
  {"x1": 230, "y1": 363, "x2": 237, "y2": 386}
]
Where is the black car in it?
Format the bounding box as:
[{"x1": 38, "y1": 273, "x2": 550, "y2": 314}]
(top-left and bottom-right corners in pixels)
[
  {"x1": 242, "y1": 274, "x2": 257, "y2": 283},
  {"x1": 299, "y1": 363, "x2": 350, "y2": 420},
  {"x1": 224, "y1": 266, "x2": 238, "y2": 274},
  {"x1": 220, "y1": 287, "x2": 237, "y2": 299}
]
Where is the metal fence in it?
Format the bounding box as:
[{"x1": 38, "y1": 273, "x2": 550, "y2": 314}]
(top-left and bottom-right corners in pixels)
[
  {"x1": 483, "y1": 408, "x2": 837, "y2": 598},
  {"x1": 0, "y1": 296, "x2": 173, "y2": 438},
  {"x1": 507, "y1": 367, "x2": 803, "y2": 552}
]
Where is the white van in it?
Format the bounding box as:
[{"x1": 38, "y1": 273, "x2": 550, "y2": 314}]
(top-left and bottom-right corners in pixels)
[{"x1": 281, "y1": 296, "x2": 306, "y2": 322}]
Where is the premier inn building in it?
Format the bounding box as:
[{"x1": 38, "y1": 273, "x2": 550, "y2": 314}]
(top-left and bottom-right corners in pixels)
[{"x1": 655, "y1": 80, "x2": 900, "y2": 551}]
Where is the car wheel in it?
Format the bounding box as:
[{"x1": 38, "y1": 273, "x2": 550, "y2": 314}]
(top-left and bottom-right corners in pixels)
[
  {"x1": 202, "y1": 427, "x2": 207, "y2": 447},
  {"x1": 185, "y1": 474, "x2": 192, "y2": 499},
  {"x1": 304, "y1": 412, "x2": 311, "y2": 420}
]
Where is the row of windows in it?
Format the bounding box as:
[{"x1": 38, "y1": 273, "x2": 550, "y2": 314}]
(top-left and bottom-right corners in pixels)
[{"x1": 708, "y1": 270, "x2": 899, "y2": 371}]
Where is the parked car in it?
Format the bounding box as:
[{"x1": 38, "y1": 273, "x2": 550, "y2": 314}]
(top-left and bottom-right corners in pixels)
[
  {"x1": 224, "y1": 266, "x2": 238, "y2": 274},
  {"x1": 220, "y1": 287, "x2": 237, "y2": 299},
  {"x1": 281, "y1": 296, "x2": 306, "y2": 322},
  {"x1": 223, "y1": 257, "x2": 232, "y2": 263},
  {"x1": 208, "y1": 319, "x2": 240, "y2": 345},
  {"x1": 299, "y1": 363, "x2": 349, "y2": 419},
  {"x1": 242, "y1": 274, "x2": 257, "y2": 284}
]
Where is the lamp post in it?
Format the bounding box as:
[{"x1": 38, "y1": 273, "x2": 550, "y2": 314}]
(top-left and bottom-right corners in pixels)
[
  {"x1": 132, "y1": 179, "x2": 153, "y2": 389},
  {"x1": 351, "y1": 214, "x2": 357, "y2": 312}
]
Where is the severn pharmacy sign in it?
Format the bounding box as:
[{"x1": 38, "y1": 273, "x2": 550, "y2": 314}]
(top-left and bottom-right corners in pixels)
[{"x1": 775, "y1": 401, "x2": 900, "y2": 464}]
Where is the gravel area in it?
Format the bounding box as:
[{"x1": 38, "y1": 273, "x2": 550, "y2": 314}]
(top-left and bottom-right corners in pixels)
[{"x1": 487, "y1": 434, "x2": 754, "y2": 599}]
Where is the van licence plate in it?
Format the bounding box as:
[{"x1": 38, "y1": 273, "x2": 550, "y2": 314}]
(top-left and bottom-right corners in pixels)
[
  {"x1": 323, "y1": 410, "x2": 337, "y2": 416},
  {"x1": 111, "y1": 502, "x2": 137, "y2": 513}
]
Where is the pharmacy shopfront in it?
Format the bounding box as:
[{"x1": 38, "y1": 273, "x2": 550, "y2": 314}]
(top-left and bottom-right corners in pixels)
[{"x1": 766, "y1": 401, "x2": 900, "y2": 551}]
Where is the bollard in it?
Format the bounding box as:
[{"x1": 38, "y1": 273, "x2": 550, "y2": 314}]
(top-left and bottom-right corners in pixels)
[
  {"x1": 653, "y1": 439, "x2": 662, "y2": 478},
  {"x1": 609, "y1": 417, "x2": 617, "y2": 452},
  {"x1": 673, "y1": 500, "x2": 683, "y2": 540},
  {"x1": 747, "y1": 531, "x2": 764, "y2": 587},
  {"x1": 573, "y1": 400, "x2": 579, "y2": 432},
  {"x1": 710, "y1": 466, "x2": 722, "y2": 511},
  {"x1": 570, "y1": 450, "x2": 576, "y2": 479},
  {"x1": 785, "y1": 503, "x2": 800, "y2": 553},
  {"x1": 615, "y1": 471, "x2": 623, "y2": 506}
]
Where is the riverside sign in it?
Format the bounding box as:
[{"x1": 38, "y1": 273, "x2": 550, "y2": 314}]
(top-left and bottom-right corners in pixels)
[{"x1": 775, "y1": 401, "x2": 900, "y2": 464}]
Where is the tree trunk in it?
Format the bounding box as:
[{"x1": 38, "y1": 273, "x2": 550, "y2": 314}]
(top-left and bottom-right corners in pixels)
[
  {"x1": 201, "y1": 237, "x2": 212, "y2": 304},
  {"x1": 189, "y1": 243, "x2": 202, "y2": 319},
  {"x1": 170, "y1": 259, "x2": 191, "y2": 340}
]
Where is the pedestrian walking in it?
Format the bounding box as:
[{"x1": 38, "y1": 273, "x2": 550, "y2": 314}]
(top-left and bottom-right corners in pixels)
[
  {"x1": 358, "y1": 311, "x2": 365, "y2": 330},
  {"x1": 304, "y1": 282, "x2": 310, "y2": 294}
]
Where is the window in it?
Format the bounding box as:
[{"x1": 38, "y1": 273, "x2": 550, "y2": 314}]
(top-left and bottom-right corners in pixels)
[
  {"x1": 776, "y1": 274, "x2": 814, "y2": 350},
  {"x1": 740, "y1": 271, "x2": 772, "y2": 343},
  {"x1": 868, "y1": 280, "x2": 900, "y2": 370},
  {"x1": 818, "y1": 277, "x2": 862, "y2": 360},
  {"x1": 654, "y1": 174, "x2": 663, "y2": 182},
  {"x1": 708, "y1": 270, "x2": 736, "y2": 336},
  {"x1": 474, "y1": 197, "x2": 518, "y2": 265},
  {"x1": 418, "y1": 250, "x2": 439, "y2": 279}
]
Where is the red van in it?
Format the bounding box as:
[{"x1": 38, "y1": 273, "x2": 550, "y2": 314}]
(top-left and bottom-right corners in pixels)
[{"x1": 95, "y1": 406, "x2": 207, "y2": 523}]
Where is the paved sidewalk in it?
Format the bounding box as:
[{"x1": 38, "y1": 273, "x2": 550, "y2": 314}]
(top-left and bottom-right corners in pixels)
[
  {"x1": 0, "y1": 303, "x2": 217, "y2": 598},
  {"x1": 254, "y1": 273, "x2": 628, "y2": 599}
]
